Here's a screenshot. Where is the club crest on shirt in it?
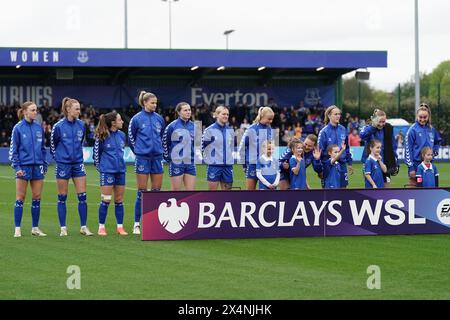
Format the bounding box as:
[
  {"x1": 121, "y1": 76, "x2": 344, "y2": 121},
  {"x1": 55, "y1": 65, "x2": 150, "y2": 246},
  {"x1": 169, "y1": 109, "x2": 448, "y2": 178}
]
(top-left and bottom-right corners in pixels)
[{"x1": 155, "y1": 122, "x2": 162, "y2": 133}]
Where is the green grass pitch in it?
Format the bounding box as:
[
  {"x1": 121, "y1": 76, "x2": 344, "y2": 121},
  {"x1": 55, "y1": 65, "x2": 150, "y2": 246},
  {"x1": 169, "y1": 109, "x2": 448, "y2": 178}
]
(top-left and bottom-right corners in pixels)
[{"x1": 0, "y1": 163, "x2": 449, "y2": 299}]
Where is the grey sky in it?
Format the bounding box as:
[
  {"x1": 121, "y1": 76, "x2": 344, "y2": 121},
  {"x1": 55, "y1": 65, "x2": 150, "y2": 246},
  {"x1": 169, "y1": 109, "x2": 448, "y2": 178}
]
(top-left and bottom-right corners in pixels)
[{"x1": 0, "y1": 0, "x2": 449, "y2": 91}]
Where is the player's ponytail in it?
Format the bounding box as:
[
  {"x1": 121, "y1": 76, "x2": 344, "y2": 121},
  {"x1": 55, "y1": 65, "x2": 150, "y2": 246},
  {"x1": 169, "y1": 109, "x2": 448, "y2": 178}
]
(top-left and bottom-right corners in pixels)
[
  {"x1": 138, "y1": 91, "x2": 156, "y2": 108},
  {"x1": 95, "y1": 111, "x2": 118, "y2": 141},
  {"x1": 254, "y1": 106, "x2": 274, "y2": 124},
  {"x1": 61, "y1": 97, "x2": 79, "y2": 117},
  {"x1": 17, "y1": 101, "x2": 34, "y2": 120}
]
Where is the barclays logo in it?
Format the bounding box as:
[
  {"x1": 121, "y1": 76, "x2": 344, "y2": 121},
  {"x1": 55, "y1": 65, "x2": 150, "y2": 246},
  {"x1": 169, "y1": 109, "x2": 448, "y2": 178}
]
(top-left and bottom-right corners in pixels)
[{"x1": 158, "y1": 198, "x2": 189, "y2": 234}]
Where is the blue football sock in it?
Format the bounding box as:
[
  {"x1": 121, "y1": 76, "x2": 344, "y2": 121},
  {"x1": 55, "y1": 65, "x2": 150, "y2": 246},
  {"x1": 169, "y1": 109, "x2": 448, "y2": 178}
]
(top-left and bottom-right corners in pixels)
[
  {"x1": 31, "y1": 199, "x2": 41, "y2": 228},
  {"x1": 115, "y1": 202, "x2": 124, "y2": 225},
  {"x1": 14, "y1": 200, "x2": 24, "y2": 228},
  {"x1": 77, "y1": 192, "x2": 87, "y2": 226},
  {"x1": 98, "y1": 201, "x2": 109, "y2": 225},
  {"x1": 134, "y1": 189, "x2": 145, "y2": 223},
  {"x1": 57, "y1": 194, "x2": 67, "y2": 227}
]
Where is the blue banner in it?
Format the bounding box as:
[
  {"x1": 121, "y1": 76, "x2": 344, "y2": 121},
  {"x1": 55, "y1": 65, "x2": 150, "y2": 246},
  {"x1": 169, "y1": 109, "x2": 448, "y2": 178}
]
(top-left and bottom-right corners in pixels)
[
  {"x1": 0, "y1": 84, "x2": 334, "y2": 108},
  {"x1": 0, "y1": 48, "x2": 387, "y2": 68}
]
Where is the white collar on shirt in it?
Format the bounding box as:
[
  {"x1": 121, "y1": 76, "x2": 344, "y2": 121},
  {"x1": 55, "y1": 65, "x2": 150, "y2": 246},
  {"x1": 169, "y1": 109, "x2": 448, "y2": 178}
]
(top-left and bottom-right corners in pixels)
[
  {"x1": 420, "y1": 162, "x2": 434, "y2": 171},
  {"x1": 368, "y1": 155, "x2": 379, "y2": 162}
]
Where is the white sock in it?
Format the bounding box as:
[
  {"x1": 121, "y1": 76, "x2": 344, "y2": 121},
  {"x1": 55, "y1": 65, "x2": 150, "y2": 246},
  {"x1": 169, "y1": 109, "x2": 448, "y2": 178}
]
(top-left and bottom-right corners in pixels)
[
  {"x1": 134, "y1": 222, "x2": 140, "y2": 227},
  {"x1": 15, "y1": 227, "x2": 21, "y2": 232},
  {"x1": 117, "y1": 224, "x2": 123, "y2": 228},
  {"x1": 61, "y1": 226, "x2": 67, "y2": 230},
  {"x1": 99, "y1": 224, "x2": 105, "y2": 228},
  {"x1": 81, "y1": 225, "x2": 86, "y2": 229},
  {"x1": 32, "y1": 227, "x2": 38, "y2": 231}
]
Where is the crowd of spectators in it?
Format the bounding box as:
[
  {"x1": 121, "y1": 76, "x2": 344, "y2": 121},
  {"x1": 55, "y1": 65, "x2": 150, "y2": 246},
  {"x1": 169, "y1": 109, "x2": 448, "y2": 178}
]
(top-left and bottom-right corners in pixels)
[{"x1": 0, "y1": 100, "x2": 409, "y2": 149}]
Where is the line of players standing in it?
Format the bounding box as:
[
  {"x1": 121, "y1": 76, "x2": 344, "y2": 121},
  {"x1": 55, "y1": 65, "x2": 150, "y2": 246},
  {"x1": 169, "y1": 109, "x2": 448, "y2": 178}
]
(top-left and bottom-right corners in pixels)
[{"x1": 9, "y1": 92, "x2": 441, "y2": 237}]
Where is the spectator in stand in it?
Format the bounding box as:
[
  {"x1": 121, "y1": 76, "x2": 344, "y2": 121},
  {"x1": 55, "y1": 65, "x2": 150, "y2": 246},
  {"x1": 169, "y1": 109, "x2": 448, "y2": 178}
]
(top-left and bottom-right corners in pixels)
[
  {"x1": 303, "y1": 114, "x2": 317, "y2": 135},
  {"x1": 294, "y1": 123, "x2": 303, "y2": 139},
  {"x1": 350, "y1": 116, "x2": 360, "y2": 132},
  {"x1": 240, "y1": 118, "x2": 250, "y2": 131},
  {"x1": 0, "y1": 130, "x2": 9, "y2": 147},
  {"x1": 348, "y1": 129, "x2": 362, "y2": 146},
  {"x1": 297, "y1": 101, "x2": 309, "y2": 125},
  {"x1": 342, "y1": 112, "x2": 351, "y2": 132},
  {"x1": 44, "y1": 123, "x2": 52, "y2": 147},
  {"x1": 396, "y1": 131, "x2": 404, "y2": 148}
]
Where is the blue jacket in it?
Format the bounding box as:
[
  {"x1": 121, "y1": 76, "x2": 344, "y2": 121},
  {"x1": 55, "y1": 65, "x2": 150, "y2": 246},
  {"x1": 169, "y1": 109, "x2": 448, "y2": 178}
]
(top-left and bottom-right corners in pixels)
[
  {"x1": 237, "y1": 123, "x2": 273, "y2": 165},
  {"x1": 128, "y1": 110, "x2": 165, "y2": 159},
  {"x1": 323, "y1": 159, "x2": 341, "y2": 189},
  {"x1": 162, "y1": 117, "x2": 195, "y2": 164},
  {"x1": 278, "y1": 148, "x2": 323, "y2": 173},
  {"x1": 289, "y1": 156, "x2": 307, "y2": 189},
  {"x1": 50, "y1": 118, "x2": 85, "y2": 164},
  {"x1": 416, "y1": 162, "x2": 439, "y2": 187},
  {"x1": 93, "y1": 130, "x2": 126, "y2": 173},
  {"x1": 359, "y1": 124, "x2": 398, "y2": 164},
  {"x1": 318, "y1": 123, "x2": 352, "y2": 165},
  {"x1": 201, "y1": 121, "x2": 234, "y2": 166},
  {"x1": 9, "y1": 119, "x2": 47, "y2": 171},
  {"x1": 405, "y1": 121, "x2": 441, "y2": 170},
  {"x1": 364, "y1": 155, "x2": 385, "y2": 188}
]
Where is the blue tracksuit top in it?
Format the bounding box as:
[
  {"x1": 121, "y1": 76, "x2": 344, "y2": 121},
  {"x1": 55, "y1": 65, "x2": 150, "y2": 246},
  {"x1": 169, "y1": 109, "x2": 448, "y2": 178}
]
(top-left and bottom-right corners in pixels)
[
  {"x1": 50, "y1": 117, "x2": 85, "y2": 164},
  {"x1": 93, "y1": 130, "x2": 126, "y2": 173},
  {"x1": 416, "y1": 162, "x2": 439, "y2": 187},
  {"x1": 237, "y1": 123, "x2": 273, "y2": 165},
  {"x1": 9, "y1": 119, "x2": 47, "y2": 171},
  {"x1": 359, "y1": 124, "x2": 398, "y2": 164},
  {"x1": 128, "y1": 109, "x2": 165, "y2": 159},
  {"x1": 162, "y1": 117, "x2": 195, "y2": 164},
  {"x1": 405, "y1": 121, "x2": 441, "y2": 170},
  {"x1": 323, "y1": 158, "x2": 341, "y2": 189},
  {"x1": 289, "y1": 156, "x2": 307, "y2": 189},
  {"x1": 364, "y1": 155, "x2": 385, "y2": 188},
  {"x1": 318, "y1": 123, "x2": 352, "y2": 165},
  {"x1": 201, "y1": 121, "x2": 234, "y2": 166}
]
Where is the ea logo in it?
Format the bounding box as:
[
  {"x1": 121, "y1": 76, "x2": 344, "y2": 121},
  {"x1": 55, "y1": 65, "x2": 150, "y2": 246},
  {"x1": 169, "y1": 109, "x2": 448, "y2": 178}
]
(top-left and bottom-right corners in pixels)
[
  {"x1": 158, "y1": 198, "x2": 189, "y2": 234},
  {"x1": 436, "y1": 198, "x2": 450, "y2": 225}
]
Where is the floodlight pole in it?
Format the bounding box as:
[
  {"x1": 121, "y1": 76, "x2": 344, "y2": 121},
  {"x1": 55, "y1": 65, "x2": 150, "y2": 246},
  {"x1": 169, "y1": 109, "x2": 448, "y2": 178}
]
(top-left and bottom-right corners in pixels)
[
  {"x1": 162, "y1": 0, "x2": 179, "y2": 49},
  {"x1": 124, "y1": 0, "x2": 128, "y2": 48},
  {"x1": 224, "y1": 29, "x2": 235, "y2": 50},
  {"x1": 414, "y1": 0, "x2": 420, "y2": 112}
]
